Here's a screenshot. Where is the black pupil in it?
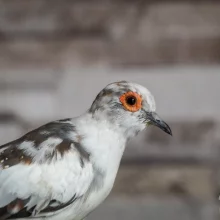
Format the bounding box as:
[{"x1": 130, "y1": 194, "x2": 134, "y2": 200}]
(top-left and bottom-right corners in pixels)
[{"x1": 126, "y1": 96, "x2": 136, "y2": 105}]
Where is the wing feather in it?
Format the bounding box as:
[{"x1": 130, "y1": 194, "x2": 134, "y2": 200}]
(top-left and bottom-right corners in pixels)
[{"x1": 0, "y1": 120, "x2": 93, "y2": 219}]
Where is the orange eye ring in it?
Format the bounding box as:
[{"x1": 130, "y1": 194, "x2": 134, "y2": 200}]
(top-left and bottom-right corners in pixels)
[{"x1": 119, "y1": 91, "x2": 142, "y2": 112}]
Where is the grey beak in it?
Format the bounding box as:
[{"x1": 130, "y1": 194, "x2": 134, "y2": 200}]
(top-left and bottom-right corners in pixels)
[{"x1": 146, "y1": 112, "x2": 172, "y2": 136}]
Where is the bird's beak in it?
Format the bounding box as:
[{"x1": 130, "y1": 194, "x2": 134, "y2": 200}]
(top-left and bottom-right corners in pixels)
[{"x1": 146, "y1": 112, "x2": 172, "y2": 136}]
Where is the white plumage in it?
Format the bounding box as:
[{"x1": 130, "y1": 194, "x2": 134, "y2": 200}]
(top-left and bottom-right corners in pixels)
[{"x1": 0, "y1": 81, "x2": 171, "y2": 220}]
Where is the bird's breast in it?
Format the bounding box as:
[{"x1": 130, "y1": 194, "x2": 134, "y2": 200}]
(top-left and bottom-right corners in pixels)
[
  {"x1": 79, "y1": 144, "x2": 124, "y2": 218},
  {"x1": 80, "y1": 168, "x2": 116, "y2": 217}
]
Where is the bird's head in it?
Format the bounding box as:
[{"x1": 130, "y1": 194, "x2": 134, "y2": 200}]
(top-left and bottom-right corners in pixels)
[{"x1": 89, "y1": 81, "x2": 172, "y2": 138}]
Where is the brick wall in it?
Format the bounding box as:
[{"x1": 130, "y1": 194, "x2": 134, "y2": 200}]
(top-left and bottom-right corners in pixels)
[
  {"x1": 1, "y1": 1, "x2": 220, "y2": 67},
  {"x1": 0, "y1": 1, "x2": 220, "y2": 220}
]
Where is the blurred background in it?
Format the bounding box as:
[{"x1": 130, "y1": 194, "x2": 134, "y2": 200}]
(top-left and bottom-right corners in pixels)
[{"x1": 0, "y1": 0, "x2": 220, "y2": 219}]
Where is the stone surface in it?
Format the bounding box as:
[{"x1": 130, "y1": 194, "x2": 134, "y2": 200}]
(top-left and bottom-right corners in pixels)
[
  {"x1": 0, "y1": 66, "x2": 59, "y2": 87},
  {"x1": 113, "y1": 165, "x2": 215, "y2": 199},
  {"x1": 0, "y1": 1, "x2": 219, "y2": 65},
  {"x1": 0, "y1": 40, "x2": 64, "y2": 67},
  {"x1": 89, "y1": 196, "x2": 218, "y2": 220},
  {"x1": 0, "y1": 89, "x2": 58, "y2": 127},
  {"x1": 106, "y1": 2, "x2": 220, "y2": 65},
  {"x1": 137, "y1": 3, "x2": 220, "y2": 40},
  {"x1": 0, "y1": 122, "x2": 24, "y2": 145},
  {"x1": 125, "y1": 120, "x2": 220, "y2": 163},
  {"x1": 0, "y1": 0, "x2": 137, "y2": 38}
]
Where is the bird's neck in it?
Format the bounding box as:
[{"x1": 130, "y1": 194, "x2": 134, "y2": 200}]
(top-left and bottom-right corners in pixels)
[{"x1": 75, "y1": 112, "x2": 127, "y2": 174}]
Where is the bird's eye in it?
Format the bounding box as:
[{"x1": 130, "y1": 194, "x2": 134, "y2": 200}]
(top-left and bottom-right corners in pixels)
[
  {"x1": 119, "y1": 91, "x2": 142, "y2": 112},
  {"x1": 126, "y1": 96, "x2": 137, "y2": 106}
]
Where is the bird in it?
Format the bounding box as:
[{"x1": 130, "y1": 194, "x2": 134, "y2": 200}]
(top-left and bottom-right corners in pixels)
[{"x1": 0, "y1": 81, "x2": 172, "y2": 220}]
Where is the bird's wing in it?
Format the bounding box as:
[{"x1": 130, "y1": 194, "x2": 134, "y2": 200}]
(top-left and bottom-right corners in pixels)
[{"x1": 0, "y1": 119, "x2": 93, "y2": 219}]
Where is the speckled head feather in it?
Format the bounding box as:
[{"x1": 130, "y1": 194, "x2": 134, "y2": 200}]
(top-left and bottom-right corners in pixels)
[
  {"x1": 89, "y1": 81, "x2": 163, "y2": 138},
  {"x1": 90, "y1": 81, "x2": 156, "y2": 112}
]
